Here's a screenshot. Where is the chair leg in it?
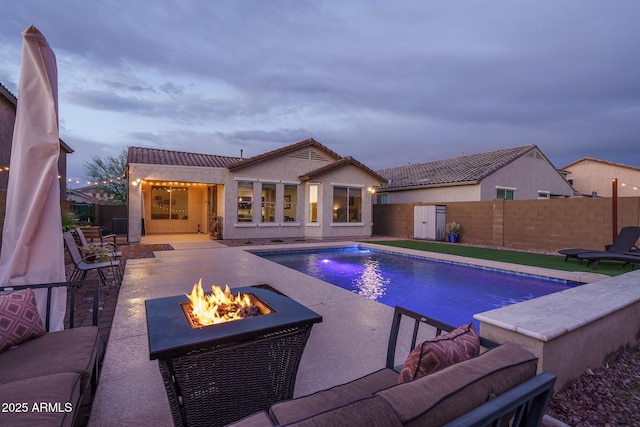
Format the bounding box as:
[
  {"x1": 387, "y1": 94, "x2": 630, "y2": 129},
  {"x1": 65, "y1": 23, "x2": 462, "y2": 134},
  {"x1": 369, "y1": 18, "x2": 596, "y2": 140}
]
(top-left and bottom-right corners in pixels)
[{"x1": 96, "y1": 269, "x2": 109, "y2": 287}]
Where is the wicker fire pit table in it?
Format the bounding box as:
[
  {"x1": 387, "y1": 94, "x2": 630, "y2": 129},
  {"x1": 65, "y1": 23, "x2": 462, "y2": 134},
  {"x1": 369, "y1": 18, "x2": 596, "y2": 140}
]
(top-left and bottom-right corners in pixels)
[{"x1": 145, "y1": 285, "x2": 322, "y2": 427}]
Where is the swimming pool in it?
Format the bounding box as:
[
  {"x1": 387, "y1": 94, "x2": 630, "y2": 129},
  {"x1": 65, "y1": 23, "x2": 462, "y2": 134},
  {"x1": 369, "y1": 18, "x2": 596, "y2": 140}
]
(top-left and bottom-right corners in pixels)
[{"x1": 256, "y1": 246, "x2": 579, "y2": 328}]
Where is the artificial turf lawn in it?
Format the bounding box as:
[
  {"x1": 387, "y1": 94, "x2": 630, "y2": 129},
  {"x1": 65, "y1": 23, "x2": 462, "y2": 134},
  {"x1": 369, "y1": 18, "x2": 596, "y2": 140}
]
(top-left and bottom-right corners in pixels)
[{"x1": 367, "y1": 240, "x2": 633, "y2": 277}]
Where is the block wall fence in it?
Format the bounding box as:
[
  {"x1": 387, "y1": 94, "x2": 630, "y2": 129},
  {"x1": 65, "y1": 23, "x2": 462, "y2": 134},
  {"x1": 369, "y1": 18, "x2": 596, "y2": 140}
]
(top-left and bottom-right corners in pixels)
[
  {"x1": 2, "y1": 191, "x2": 640, "y2": 253},
  {"x1": 373, "y1": 197, "x2": 640, "y2": 252}
]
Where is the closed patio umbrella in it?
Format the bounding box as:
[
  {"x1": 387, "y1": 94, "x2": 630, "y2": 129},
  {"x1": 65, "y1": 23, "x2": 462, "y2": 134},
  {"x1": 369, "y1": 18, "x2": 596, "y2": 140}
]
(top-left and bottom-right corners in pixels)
[{"x1": 0, "y1": 26, "x2": 66, "y2": 331}]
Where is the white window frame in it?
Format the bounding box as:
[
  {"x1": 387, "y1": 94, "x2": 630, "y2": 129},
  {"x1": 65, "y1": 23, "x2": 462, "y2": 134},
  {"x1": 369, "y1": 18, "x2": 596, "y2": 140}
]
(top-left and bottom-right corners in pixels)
[{"x1": 496, "y1": 186, "x2": 516, "y2": 200}]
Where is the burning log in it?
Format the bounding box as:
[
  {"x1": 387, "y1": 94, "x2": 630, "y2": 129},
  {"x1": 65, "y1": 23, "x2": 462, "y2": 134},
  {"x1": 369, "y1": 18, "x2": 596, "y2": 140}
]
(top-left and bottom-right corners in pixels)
[{"x1": 185, "y1": 279, "x2": 262, "y2": 326}]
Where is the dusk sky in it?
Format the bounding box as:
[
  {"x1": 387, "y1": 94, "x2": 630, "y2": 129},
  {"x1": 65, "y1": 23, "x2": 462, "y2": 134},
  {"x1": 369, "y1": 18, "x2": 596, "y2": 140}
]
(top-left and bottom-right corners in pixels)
[{"x1": 1, "y1": 1, "x2": 639, "y2": 186}]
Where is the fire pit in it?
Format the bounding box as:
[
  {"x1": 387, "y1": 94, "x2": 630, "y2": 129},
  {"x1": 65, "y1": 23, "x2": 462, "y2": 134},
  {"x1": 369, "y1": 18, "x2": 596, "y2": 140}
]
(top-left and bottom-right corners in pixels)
[{"x1": 145, "y1": 283, "x2": 322, "y2": 427}]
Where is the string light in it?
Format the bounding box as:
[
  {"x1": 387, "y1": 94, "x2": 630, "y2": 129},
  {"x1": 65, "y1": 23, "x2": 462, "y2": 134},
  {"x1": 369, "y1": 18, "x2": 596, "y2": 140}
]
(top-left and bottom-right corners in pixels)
[
  {"x1": 619, "y1": 182, "x2": 640, "y2": 191},
  {"x1": 65, "y1": 173, "x2": 126, "y2": 186},
  {"x1": 0, "y1": 165, "x2": 126, "y2": 185}
]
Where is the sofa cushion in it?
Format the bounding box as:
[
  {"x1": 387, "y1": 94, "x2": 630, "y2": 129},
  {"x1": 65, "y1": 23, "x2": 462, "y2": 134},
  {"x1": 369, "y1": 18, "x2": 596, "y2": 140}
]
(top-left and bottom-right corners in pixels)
[
  {"x1": 398, "y1": 322, "x2": 479, "y2": 383},
  {"x1": 270, "y1": 368, "x2": 399, "y2": 424},
  {"x1": 0, "y1": 372, "x2": 82, "y2": 427},
  {"x1": 0, "y1": 288, "x2": 45, "y2": 353},
  {"x1": 376, "y1": 342, "x2": 538, "y2": 426},
  {"x1": 0, "y1": 326, "x2": 98, "y2": 392},
  {"x1": 285, "y1": 396, "x2": 403, "y2": 427}
]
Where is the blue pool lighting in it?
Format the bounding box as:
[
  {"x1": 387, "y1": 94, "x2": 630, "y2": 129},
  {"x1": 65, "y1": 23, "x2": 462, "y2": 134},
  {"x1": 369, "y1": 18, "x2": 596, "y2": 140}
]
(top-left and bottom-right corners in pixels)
[{"x1": 256, "y1": 246, "x2": 579, "y2": 328}]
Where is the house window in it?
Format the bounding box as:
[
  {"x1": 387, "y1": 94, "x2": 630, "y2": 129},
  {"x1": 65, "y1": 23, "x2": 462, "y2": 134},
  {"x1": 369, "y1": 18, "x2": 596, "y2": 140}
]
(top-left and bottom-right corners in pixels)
[
  {"x1": 309, "y1": 184, "x2": 319, "y2": 223},
  {"x1": 538, "y1": 191, "x2": 550, "y2": 199},
  {"x1": 376, "y1": 193, "x2": 389, "y2": 204},
  {"x1": 261, "y1": 183, "x2": 276, "y2": 223},
  {"x1": 237, "y1": 181, "x2": 253, "y2": 222},
  {"x1": 150, "y1": 186, "x2": 189, "y2": 220},
  {"x1": 496, "y1": 188, "x2": 515, "y2": 200},
  {"x1": 333, "y1": 187, "x2": 362, "y2": 223},
  {"x1": 283, "y1": 185, "x2": 297, "y2": 222}
]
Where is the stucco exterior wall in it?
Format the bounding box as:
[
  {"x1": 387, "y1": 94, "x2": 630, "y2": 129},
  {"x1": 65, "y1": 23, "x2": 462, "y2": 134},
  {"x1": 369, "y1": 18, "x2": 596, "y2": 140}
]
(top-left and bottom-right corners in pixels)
[
  {"x1": 480, "y1": 152, "x2": 574, "y2": 200},
  {"x1": 127, "y1": 145, "x2": 384, "y2": 242},
  {"x1": 225, "y1": 150, "x2": 380, "y2": 240},
  {"x1": 383, "y1": 184, "x2": 481, "y2": 204},
  {"x1": 315, "y1": 164, "x2": 377, "y2": 239},
  {"x1": 564, "y1": 159, "x2": 640, "y2": 198},
  {"x1": 127, "y1": 163, "x2": 229, "y2": 242},
  {"x1": 379, "y1": 150, "x2": 573, "y2": 204}
]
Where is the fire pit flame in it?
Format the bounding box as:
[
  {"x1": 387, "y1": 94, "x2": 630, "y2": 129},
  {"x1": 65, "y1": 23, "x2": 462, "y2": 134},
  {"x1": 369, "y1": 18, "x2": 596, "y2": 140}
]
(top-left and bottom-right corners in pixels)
[{"x1": 185, "y1": 279, "x2": 261, "y2": 326}]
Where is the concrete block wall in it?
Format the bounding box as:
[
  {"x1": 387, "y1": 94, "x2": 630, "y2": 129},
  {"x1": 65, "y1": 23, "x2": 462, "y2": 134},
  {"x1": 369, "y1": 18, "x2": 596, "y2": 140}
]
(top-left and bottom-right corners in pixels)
[
  {"x1": 372, "y1": 203, "x2": 414, "y2": 238},
  {"x1": 443, "y1": 201, "x2": 495, "y2": 245},
  {"x1": 373, "y1": 197, "x2": 640, "y2": 252}
]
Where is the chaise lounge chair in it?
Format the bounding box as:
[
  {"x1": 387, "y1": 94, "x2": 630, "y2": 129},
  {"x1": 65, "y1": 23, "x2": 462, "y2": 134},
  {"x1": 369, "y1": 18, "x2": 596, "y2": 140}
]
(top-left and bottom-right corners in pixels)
[
  {"x1": 576, "y1": 250, "x2": 640, "y2": 270},
  {"x1": 558, "y1": 226, "x2": 640, "y2": 263}
]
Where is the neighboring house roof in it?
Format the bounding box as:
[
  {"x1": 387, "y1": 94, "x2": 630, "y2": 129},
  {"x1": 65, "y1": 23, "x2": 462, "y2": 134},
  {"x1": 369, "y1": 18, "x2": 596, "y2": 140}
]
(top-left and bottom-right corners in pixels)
[
  {"x1": 377, "y1": 144, "x2": 541, "y2": 190},
  {"x1": 128, "y1": 146, "x2": 240, "y2": 168},
  {"x1": 227, "y1": 138, "x2": 342, "y2": 171},
  {"x1": 299, "y1": 156, "x2": 388, "y2": 184},
  {"x1": 0, "y1": 82, "x2": 17, "y2": 106},
  {"x1": 65, "y1": 188, "x2": 103, "y2": 204},
  {"x1": 561, "y1": 157, "x2": 640, "y2": 172}
]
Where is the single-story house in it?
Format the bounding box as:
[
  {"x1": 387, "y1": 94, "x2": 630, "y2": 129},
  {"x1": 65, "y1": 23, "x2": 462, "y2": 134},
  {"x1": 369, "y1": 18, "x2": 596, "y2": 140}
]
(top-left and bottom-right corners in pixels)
[
  {"x1": 126, "y1": 138, "x2": 387, "y2": 243},
  {"x1": 561, "y1": 157, "x2": 640, "y2": 198},
  {"x1": 374, "y1": 145, "x2": 574, "y2": 204}
]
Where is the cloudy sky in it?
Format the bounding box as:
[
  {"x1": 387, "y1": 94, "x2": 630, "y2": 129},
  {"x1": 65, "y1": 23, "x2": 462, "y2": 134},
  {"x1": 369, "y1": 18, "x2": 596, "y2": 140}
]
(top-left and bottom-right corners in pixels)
[{"x1": 1, "y1": 1, "x2": 639, "y2": 186}]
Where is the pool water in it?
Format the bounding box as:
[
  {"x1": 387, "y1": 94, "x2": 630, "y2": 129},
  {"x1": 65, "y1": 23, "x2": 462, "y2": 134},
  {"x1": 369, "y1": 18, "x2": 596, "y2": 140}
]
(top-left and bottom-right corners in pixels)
[{"x1": 256, "y1": 246, "x2": 579, "y2": 328}]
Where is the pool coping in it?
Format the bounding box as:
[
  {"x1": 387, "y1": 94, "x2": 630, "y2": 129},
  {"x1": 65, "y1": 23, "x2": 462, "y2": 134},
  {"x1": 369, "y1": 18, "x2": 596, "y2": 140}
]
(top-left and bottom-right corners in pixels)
[{"x1": 244, "y1": 241, "x2": 624, "y2": 343}]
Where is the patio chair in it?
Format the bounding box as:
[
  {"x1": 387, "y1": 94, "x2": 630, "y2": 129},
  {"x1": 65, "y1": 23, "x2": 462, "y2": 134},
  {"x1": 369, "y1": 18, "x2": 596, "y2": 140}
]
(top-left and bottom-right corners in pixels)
[
  {"x1": 79, "y1": 225, "x2": 116, "y2": 246},
  {"x1": 63, "y1": 231, "x2": 122, "y2": 288},
  {"x1": 73, "y1": 227, "x2": 123, "y2": 276},
  {"x1": 576, "y1": 251, "x2": 640, "y2": 270},
  {"x1": 558, "y1": 226, "x2": 640, "y2": 263}
]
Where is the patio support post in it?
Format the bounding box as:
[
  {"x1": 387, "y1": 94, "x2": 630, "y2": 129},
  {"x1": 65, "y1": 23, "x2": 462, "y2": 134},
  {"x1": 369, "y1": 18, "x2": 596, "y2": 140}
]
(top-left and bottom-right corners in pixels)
[{"x1": 612, "y1": 178, "x2": 618, "y2": 242}]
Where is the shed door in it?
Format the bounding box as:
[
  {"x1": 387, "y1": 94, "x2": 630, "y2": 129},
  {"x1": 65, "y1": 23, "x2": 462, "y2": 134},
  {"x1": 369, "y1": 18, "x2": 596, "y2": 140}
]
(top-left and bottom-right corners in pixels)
[{"x1": 414, "y1": 206, "x2": 435, "y2": 239}]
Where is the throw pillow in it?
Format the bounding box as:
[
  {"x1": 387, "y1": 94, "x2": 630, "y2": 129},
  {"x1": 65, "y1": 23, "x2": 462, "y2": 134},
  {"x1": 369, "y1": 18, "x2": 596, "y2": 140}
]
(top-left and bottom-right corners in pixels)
[
  {"x1": 398, "y1": 323, "x2": 480, "y2": 383},
  {"x1": 0, "y1": 288, "x2": 46, "y2": 353}
]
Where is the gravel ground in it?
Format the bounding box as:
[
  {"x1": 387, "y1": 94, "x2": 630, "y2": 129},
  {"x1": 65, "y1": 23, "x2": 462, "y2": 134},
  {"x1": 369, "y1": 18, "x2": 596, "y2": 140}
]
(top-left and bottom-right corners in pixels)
[{"x1": 546, "y1": 344, "x2": 640, "y2": 427}]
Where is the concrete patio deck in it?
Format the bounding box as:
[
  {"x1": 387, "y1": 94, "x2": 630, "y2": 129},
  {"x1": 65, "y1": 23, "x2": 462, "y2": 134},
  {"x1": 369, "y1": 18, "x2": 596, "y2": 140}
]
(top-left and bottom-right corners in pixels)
[
  {"x1": 88, "y1": 233, "x2": 628, "y2": 426},
  {"x1": 89, "y1": 234, "x2": 398, "y2": 426}
]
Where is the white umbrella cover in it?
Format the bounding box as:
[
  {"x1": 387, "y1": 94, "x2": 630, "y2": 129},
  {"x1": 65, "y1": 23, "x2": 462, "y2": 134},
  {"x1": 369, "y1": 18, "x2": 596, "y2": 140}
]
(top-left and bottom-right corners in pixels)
[{"x1": 0, "y1": 25, "x2": 66, "y2": 331}]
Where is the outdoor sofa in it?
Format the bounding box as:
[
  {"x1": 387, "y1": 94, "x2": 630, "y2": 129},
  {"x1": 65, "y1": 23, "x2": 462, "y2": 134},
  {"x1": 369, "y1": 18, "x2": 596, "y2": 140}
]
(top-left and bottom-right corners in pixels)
[
  {"x1": 229, "y1": 306, "x2": 556, "y2": 427},
  {"x1": 0, "y1": 280, "x2": 100, "y2": 427}
]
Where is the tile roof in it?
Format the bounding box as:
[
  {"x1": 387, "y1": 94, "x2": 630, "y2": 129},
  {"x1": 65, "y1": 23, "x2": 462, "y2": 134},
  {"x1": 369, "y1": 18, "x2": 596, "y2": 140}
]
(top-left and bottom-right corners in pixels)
[
  {"x1": 299, "y1": 156, "x2": 388, "y2": 183},
  {"x1": 127, "y1": 146, "x2": 240, "y2": 168},
  {"x1": 128, "y1": 139, "x2": 385, "y2": 184},
  {"x1": 0, "y1": 82, "x2": 17, "y2": 106},
  {"x1": 227, "y1": 138, "x2": 341, "y2": 171},
  {"x1": 377, "y1": 145, "x2": 538, "y2": 190}
]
